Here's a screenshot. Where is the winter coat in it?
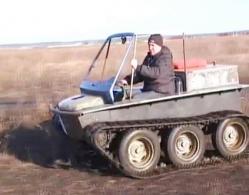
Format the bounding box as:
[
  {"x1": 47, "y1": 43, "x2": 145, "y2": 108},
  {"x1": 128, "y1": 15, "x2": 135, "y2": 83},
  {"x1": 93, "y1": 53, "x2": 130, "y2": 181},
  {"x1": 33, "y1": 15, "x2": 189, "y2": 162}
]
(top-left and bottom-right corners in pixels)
[{"x1": 125, "y1": 46, "x2": 175, "y2": 95}]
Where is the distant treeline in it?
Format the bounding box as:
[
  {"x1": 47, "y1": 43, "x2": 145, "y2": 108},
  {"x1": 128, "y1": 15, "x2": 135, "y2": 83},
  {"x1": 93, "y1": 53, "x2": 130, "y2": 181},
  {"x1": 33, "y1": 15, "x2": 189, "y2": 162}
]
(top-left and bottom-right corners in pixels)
[
  {"x1": 1, "y1": 30, "x2": 248, "y2": 49},
  {"x1": 166, "y1": 30, "x2": 249, "y2": 39}
]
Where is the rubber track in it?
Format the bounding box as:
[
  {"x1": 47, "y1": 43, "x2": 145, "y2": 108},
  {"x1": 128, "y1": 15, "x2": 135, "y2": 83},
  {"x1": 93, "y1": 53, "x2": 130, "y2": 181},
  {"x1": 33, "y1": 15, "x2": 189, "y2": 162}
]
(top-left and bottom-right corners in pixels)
[{"x1": 86, "y1": 110, "x2": 249, "y2": 179}]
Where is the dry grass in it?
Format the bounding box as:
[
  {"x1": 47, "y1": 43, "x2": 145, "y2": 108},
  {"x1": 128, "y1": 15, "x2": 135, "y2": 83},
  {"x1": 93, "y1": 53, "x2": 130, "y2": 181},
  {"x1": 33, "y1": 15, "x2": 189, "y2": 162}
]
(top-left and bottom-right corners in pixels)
[
  {"x1": 0, "y1": 152, "x2": 35, "y2": 168},
  {"x1": 167, "y1": 35, "x2": 249, "y2": 83},
  {"x1": 0, "y1": 35, "x2": 248, "y2": 94},
  {"x1": 0, "y1": 45, "x2": 100, "y2": 132},
  {"x1": 0, "y1": 34, "x2": 249, "y2": 195},
  {"x1": 0, "y1": 35, "x2": 249, "y2": 132},
  {"x1": 0, "y1": 46, "x2": 98, "y2": 93}
]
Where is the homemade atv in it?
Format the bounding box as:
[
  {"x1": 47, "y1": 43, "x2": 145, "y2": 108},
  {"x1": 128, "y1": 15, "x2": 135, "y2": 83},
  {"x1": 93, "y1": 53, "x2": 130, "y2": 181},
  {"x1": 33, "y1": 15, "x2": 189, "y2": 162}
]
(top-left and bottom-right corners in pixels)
[{"x1": 50, "y1": 32, "x2": 249, "y2": 178}]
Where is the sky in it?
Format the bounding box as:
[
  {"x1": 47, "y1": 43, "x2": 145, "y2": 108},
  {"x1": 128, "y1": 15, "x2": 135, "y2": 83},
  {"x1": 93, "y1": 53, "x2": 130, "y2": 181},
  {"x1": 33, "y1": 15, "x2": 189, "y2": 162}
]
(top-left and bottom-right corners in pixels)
[{"x1": 0, "y1": 0, "x2": 248, "y2": 44}]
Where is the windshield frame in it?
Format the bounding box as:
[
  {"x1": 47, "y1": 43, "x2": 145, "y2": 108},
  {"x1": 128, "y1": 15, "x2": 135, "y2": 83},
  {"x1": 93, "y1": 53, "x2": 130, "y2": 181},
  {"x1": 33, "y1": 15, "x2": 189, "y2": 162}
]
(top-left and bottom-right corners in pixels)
[{"x1": 80, "y1": 32, "x2": 136, "y2": 103}]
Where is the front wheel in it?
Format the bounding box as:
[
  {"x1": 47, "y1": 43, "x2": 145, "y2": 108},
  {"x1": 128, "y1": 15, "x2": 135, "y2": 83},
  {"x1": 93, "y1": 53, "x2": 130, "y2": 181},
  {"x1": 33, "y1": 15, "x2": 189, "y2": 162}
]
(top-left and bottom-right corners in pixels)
[
  {"x1": 166, "y1": 125, "x2": 205, "y2": 168},
  {"x1": 214, "y1": 118, "x2": 249, "y2": 159},
  {"x1": 118, "y1": 129, "x2": 160, "y2": 177}
]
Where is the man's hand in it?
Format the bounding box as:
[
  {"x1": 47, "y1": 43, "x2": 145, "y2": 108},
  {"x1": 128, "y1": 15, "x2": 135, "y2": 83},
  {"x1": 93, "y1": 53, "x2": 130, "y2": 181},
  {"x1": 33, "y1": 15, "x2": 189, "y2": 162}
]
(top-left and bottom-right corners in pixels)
[
  {"x1": 131, "y1": 58, "x2": 138, "y2": 69},
  {"x1": 118, "y1": 79, "x2": 128, "y2": 86}
]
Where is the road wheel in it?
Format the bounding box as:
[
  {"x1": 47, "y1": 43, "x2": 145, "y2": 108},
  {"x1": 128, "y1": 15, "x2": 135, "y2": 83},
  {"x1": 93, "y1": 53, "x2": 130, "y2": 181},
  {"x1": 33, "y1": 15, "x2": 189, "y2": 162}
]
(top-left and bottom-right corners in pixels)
[
  {"x1": 119, "y1": 129, "x2": 160, "y2": 177},
  {"x1": 215, "y1": 118, "x2": 249, "y2": 159},
  {"x1": 167, "y1": 126, "x2": 205, "y2": 168}
]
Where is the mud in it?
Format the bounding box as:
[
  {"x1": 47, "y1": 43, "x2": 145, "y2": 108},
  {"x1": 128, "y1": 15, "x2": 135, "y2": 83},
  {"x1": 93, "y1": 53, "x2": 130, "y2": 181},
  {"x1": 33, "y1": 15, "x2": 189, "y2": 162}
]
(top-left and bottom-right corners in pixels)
[{"x1": 0, "y1": 110, "x2": 249, "y2": 194}]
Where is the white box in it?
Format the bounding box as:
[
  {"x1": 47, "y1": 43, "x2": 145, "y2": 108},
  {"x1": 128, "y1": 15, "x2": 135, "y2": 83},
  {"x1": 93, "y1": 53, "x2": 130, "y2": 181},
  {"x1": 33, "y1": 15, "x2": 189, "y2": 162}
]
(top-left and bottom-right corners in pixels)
[{"x1": 178, "y1": 65, "x2": 239, "y2": 91}]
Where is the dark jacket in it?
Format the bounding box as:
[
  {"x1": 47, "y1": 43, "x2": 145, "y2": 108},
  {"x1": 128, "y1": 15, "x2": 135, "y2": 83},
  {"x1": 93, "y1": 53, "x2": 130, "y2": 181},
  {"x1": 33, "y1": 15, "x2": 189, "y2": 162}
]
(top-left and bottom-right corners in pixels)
[{"x1": 125, "y1": 46, "x2": 175, "y2": 95}]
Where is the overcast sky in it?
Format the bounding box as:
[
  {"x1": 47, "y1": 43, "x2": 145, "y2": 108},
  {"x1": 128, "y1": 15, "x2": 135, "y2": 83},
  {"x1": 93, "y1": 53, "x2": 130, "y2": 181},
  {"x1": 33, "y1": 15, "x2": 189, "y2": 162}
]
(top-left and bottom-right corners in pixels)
[{"x1": 0, "y1": 0, "x2": 248, "y2": 44}]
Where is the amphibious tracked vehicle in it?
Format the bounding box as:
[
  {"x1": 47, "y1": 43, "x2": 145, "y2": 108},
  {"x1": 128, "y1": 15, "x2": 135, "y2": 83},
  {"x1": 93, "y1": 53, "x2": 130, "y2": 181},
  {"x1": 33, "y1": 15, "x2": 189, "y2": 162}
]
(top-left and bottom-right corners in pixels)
[{"x1": 50, "y1": 33, "x2": 249, "y2": 178}]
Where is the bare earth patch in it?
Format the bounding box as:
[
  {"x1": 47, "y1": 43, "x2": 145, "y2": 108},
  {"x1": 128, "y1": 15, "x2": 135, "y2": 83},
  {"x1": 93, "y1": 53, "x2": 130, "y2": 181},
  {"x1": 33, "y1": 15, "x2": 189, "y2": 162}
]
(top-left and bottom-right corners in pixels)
[{"x1": 1, "y1": 122, "x2": 249, "y2": 194}]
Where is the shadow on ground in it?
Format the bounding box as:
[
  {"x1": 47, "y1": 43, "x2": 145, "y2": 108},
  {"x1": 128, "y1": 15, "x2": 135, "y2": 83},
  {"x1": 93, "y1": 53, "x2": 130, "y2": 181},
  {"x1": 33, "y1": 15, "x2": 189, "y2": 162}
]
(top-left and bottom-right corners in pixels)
[{"x1": 0, "y1": 120, "x2": 120, "y2": 177}]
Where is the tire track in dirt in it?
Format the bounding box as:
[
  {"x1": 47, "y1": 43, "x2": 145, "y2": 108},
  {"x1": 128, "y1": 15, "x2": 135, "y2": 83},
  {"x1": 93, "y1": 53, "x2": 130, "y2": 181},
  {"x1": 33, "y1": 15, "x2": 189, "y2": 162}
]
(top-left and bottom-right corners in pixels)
[{"x1": 1, "y1": 103, "x2": 249, "y2": 194}]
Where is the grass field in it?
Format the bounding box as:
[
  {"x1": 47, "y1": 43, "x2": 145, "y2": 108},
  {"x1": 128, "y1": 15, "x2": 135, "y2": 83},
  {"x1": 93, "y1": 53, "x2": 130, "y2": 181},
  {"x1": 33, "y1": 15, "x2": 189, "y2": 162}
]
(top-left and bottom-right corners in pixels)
[
  {"x1": 0, "y1": 34, "x2": 249, "y2": 130},
  {"x1": 1, "y1": 35, "x2": 249, "y2": 94},
  {"x1": 0, "y1": 34, "x2": 249, "y2": 194}
]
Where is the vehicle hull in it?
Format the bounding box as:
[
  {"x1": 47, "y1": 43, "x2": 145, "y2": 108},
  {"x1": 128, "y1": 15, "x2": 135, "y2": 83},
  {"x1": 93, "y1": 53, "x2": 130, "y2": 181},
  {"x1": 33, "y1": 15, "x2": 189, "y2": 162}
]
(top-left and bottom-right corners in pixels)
[{"x1": 51, "y1": 85, "x2": 247, "y2": 141}]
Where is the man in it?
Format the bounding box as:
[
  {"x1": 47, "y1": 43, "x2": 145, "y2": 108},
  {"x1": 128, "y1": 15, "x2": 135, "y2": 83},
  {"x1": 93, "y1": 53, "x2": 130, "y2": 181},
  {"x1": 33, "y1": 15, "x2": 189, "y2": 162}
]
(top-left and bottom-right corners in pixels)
[{"x1": 121, "y1": 34, "x2": 175, "y2": 97}]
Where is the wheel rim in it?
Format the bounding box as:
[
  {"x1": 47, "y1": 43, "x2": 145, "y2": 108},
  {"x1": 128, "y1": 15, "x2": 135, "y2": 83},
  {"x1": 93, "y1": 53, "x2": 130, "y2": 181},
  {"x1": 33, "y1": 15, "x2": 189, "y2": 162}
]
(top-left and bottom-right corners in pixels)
[
  {"x1": 128, "y1": 137, "x2": 154, "y2": 169},
  {"x1": 223, "y1": 123, "x2": 246, "y2": 151},
  {"x1": 175, "y1": 132, "x2": 200, "y2": 162}
]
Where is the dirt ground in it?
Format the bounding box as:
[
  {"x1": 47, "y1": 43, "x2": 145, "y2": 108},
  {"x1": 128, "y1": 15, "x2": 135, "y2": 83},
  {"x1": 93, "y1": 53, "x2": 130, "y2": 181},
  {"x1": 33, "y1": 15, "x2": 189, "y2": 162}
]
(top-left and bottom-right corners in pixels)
[
  {"x1": 0, "y1": 35, "x2": 249, "y2": 194},
  {"x1": 1, "y1": 120, "x2": 249, "y2": 195}
]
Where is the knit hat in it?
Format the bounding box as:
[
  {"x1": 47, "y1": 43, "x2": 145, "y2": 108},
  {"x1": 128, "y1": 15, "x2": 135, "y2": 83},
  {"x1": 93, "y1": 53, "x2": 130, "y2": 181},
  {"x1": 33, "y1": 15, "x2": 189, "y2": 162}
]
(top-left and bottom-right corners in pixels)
[{"x1": 148, "y1": 34, "x2": 163, "y2": 47}]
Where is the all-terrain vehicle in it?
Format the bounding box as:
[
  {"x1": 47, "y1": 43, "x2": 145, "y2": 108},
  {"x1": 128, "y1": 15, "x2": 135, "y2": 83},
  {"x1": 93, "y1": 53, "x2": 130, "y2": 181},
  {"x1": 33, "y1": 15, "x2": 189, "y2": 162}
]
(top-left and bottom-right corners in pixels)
[{"x1": 50, "y1": 32, "x2": 249, "y2": 178}]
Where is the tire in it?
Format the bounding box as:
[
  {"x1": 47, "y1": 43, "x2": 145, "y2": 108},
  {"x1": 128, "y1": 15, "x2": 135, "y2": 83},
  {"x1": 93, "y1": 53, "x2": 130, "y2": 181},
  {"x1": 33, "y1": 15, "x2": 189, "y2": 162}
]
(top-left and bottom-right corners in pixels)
[
  {"x1": 167, "y1": 125, "x2": 205, "y2": 168},
  {"x1": 118, "y1": 129, "x2": 160, "y2": 177},
  {"x1": 215, "y1": 118, "x2": 249, "y2": 159}
]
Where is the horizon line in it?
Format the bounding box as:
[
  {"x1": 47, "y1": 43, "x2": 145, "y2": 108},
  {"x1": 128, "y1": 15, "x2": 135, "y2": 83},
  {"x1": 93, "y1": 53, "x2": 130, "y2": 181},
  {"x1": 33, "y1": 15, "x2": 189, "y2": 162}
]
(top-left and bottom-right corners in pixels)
[{"x1": 0, "y1": 29, "x2": 248, "y2": 49}]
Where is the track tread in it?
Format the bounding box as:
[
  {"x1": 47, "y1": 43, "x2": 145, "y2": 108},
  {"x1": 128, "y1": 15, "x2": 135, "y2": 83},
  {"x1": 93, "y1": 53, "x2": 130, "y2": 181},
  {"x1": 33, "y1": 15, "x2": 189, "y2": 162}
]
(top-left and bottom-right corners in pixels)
[{"x1": 85, "y1": 110, "x2": 249, "y2": 178}]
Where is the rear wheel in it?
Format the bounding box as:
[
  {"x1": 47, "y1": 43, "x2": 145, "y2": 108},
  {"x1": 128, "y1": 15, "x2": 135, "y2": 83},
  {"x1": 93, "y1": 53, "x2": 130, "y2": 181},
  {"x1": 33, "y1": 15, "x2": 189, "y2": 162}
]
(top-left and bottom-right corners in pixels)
[
  {"x1": 215, "y1": 118, "x2": 249, "y2": 159},
  {"x1": 118, "y1": 129, "x2": 160, "y2": 177},
  {"x1": 167, "y1": 125, "x2": 205, "y2": 168}
]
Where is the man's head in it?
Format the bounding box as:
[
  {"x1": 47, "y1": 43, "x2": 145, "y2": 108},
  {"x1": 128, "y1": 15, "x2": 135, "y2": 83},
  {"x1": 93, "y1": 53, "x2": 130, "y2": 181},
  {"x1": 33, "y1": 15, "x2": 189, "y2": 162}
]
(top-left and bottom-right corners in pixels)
[{"x1": 148, "y1": 34, "x2": 163, "y2": 56}]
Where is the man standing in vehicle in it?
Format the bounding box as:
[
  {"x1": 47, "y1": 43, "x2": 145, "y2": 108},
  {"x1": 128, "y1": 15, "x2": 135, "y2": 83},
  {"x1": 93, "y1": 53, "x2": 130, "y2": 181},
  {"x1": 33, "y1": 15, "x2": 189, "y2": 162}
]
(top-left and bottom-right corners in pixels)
[{"x1": 121, "y1": 34, "x2": 175, "y2": 97}]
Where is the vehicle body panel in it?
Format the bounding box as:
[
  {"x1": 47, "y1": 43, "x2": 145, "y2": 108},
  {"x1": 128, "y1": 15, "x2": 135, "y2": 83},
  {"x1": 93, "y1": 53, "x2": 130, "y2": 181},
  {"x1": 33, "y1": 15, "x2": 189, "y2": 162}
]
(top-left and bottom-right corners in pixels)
[{"x1": 51, "y1": 85, "x2": 247, "y2": 140}]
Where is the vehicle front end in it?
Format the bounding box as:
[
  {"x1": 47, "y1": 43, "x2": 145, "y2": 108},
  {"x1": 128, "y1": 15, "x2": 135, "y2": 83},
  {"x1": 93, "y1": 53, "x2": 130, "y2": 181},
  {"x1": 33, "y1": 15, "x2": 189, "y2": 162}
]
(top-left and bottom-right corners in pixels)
[{"x1": 50, "y1": 33, "x2": 137, "y2": 141}]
